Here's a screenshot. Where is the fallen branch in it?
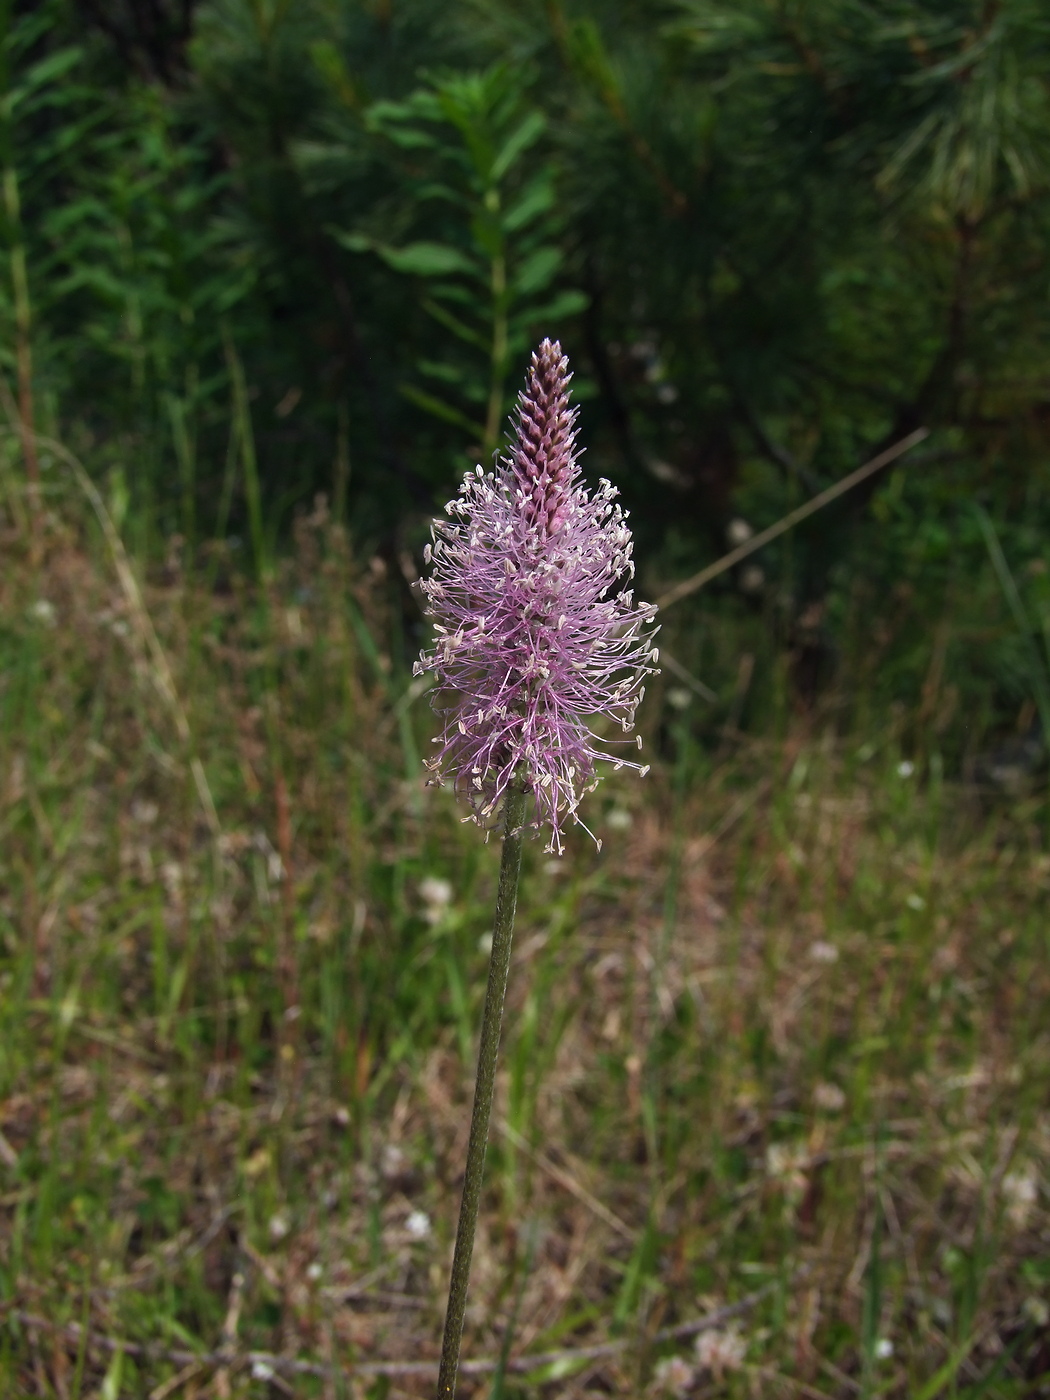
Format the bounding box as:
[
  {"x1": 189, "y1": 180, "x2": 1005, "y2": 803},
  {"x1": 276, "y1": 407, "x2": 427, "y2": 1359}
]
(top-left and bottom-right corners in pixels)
[
  {"x1": 8, "y1": 1285, "x2": 773, "y2": 1383},
  {"x1": 656, "y1": 428, "x2": 929, "y2": 611}
]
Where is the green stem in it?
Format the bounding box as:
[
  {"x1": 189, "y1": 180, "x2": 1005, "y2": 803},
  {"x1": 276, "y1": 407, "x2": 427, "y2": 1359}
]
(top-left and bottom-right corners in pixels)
[
  {"x1": 3, "y1": 163, "x2": 38, "y2": 488},
  {"x1": 484, "y1": 238, "x2": 508, "y2": 456},
  {"x1": 222, "y1": 326, "x2": 267, "y2": 583},
  {"x1": 436, "y1": 785, "x2": 526, "y2": 1399}
]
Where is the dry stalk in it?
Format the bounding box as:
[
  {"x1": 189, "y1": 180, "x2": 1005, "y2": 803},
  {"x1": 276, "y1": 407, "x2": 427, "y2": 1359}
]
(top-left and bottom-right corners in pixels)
[
  {"x1": 656, "y1": 429, "x2": 929, "y2": 611},
  {"x1": 0, "y1": 411, "x2": 221, "y2": 840},
  {"x1": 10, "y1": 1285, "x2": 775, "y2": 1385}
]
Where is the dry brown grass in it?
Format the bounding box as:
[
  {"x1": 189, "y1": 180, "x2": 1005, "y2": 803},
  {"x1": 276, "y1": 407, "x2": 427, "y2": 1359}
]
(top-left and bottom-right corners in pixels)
[{"x1": 0, "y1": 479, "x2": 1048, "y2": 1398}]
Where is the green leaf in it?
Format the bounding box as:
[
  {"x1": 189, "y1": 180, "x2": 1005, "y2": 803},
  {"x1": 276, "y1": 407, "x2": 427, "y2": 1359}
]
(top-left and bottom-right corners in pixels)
[
  {"x1": 502, "y1": 174, "x2": 555, "y2": 233},
  {"x1": 399, "y1": 384, "x2": 484, "y2": 437},
  {"x1": 542, "y1": 289, "x2": 589, "y2": 319},
  {"x1": 524, "y1": 1355, "x2": 591, "y2": 1383},
  {"x1": 510, "y1": 289, "x2": 589, "y2": 330},
  {"x1": 379, "y1": 125, "x2": 438, "y2": 151},
  {"x1": 426, "y1": 282, "x2": 482, "y2": 309},
  {"x1": 513, "y1": 245, "x2": 562, "y2": 297},
  {"x1": 377, "y1": 242, "x2": 478, "y2": 277},
  {"x1": 99, "y1": 1346, "x2": 124, "y2": 1400},
  {"x1": 415, "y1": 181, "x2": 466, "y2": 208},
  {"x1": 418, "y1": 358, "x2": 480, "y2": 394},
  {"x1": 363, "y1": 98, "x2": 438, "y2": 147},
  {"x1": 416, "y1": 358, "x2": 463, "y2": 384},
  {"x1": 366, "y1": 93, "x2": 443, "y2": 141},
  {"x1": 491, "y1": 109, "x2": 547, "y2": 183},
  {"x1": 308, "y1": 40, "x2": 360, "y2": 110},
  {"x1": 567, "y1": 18, "x2": 622, "y2": 106},
  {"x1": 422, "y1": 298, "x2": 489, "y2": 351},
  {"x1": 327, "y1": 229, "x2": 373, "y2": 254},
  {"x1": 329, "y1": 233, "x2": 478, "y2": 279},
  {"x1": 12, "y1": 46, "x2": 82, "y2": 100},
  {"x1": 911, "y1": 1333, "x2": 980, "y2": 1400}
]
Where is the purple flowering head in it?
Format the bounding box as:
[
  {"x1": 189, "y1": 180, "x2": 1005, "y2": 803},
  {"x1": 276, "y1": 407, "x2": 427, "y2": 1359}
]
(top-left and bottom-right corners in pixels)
[{"x1": 414, "y1": 339, "x2": 659, "y2": 853}]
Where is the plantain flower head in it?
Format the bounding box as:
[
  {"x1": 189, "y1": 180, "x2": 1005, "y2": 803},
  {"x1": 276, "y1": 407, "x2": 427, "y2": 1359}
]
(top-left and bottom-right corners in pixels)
[{"x1": 414, "y1": 339, "x2": 659, "y2": 853}]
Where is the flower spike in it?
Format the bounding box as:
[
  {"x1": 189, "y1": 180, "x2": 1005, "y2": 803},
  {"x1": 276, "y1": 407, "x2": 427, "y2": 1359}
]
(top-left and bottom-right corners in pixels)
[{"x1": 415, "y1": 339, "x2": 659, "y2": 853}]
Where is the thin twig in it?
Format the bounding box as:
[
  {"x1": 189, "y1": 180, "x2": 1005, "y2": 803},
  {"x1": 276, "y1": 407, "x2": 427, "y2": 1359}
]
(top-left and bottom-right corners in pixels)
[
  {"x1": 148, "y1": 1360, "x2": 204, "y2": 1400},
  {"x1": 735, "y1": 395, "x2": 822, "y2": 495},
  {"x1": 495, "y1": 1117, "x2": 634, "y2": 1239},
  {"x1": 746, "y1": 1363, "x2": 838, "y2": 1400},
  {"x1": 690, "y1": 777, "x2": 774, "y2": 861},
  {"x1": 0, "y1": 1129, "x2": 17, "y2": 1170},
  {"x1": 9, "y1": 1285, "x2": 774, "y2": 1381},
  {"x1": 509, "y1": 1285, "x2": 777, "y2": 1372},
  {"x1": 659, "y1": 649, "x2": 718, "y2": 704},
  {"x1": 656, "y1": 428, "x2": 929, "y2": 611}
]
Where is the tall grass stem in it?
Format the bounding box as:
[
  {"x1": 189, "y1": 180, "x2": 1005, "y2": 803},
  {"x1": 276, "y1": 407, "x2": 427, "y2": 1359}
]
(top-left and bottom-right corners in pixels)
[
  {"x1": 13, "y1": 423, "x2": 221, "y2": 840},
  {"x1": 222, "y1": 327, "x2": 267, "y2": 583},
  {"x1": 974, "y1": 504, "x2": 1050, "y2": 745},
  {"x1": 2, "y1": 163, "x2": 38, "y2": 491},
  {"x1": 436, "y1": 785, "x2": 526, "y2": 1399}
]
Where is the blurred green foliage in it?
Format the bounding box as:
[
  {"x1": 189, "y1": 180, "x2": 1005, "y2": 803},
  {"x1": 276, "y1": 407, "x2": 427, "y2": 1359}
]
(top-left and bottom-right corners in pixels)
[{"x1": 2, "y1": 0, "x2": 1050, "y2": 748}]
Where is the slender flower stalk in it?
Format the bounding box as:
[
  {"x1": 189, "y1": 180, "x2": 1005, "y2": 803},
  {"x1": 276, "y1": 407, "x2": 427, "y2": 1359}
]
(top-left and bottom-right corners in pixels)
[
  {"x1": 435, "y1": 784, "x2": 524, "y2": 1399},
  {"x1": 419, "y1": 340, "x2": 658, "y2": 1398}
]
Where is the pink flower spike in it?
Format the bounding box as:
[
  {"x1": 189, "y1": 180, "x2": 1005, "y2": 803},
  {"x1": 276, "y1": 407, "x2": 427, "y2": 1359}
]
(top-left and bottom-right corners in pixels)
[{"x1": 415, "y1": 339, "x2": 659, "y2": 853}]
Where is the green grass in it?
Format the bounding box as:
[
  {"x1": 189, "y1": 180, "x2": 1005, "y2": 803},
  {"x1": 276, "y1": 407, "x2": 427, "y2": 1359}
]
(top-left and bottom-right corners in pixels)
[{"x1": 0, "y1": 442, "x2": 1048, "y2": 1399}]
